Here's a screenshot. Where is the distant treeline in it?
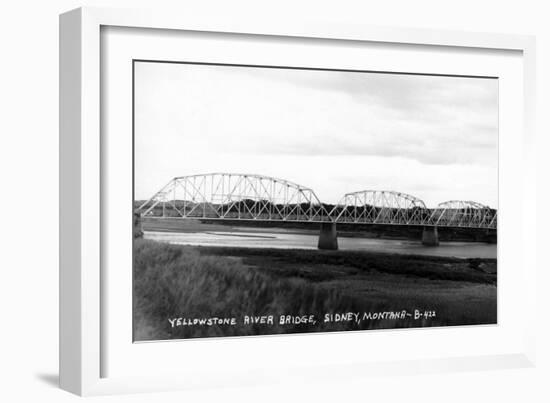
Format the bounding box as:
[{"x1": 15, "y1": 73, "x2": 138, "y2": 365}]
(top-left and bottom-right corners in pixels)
[
  {"x1": 136, "y1": 199, "x2": 339, "y2": 215},
  {"x1": 139, "y1": 215, "x2": 496, "y2": 243},
  {"x1": 134, "y1": 199, "x2": 496, "y2": 216}
]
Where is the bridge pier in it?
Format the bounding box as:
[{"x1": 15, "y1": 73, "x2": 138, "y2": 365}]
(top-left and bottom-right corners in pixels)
[
  {"x1": 318, "y1": 222, "x2": 338, "y2": 250},
  {"x1": 421, "y1": 226, "x2": 439, "y2": 246}
]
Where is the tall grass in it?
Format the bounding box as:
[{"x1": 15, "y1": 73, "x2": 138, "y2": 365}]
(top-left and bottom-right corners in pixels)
[
  {"x1": 133, "y1": 240, "x2": 495, "y2": 341},
  {"x1": 201, "y1": 247, "x2": 497, "y2": 284},
  {"x1": 134, "y1": 239, "x2": 369, "y2": 340}
]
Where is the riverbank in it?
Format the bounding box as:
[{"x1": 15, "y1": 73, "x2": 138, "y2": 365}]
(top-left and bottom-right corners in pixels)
[
  {"x1": 133, "y1": 240, "x2": 497, "y2": 341},
  {"x1": 140, "y1": 216, "x2": 497, "y2": 243},
  {"x1": 143, "y1": 229, "x2": 497, "y2": 258}
]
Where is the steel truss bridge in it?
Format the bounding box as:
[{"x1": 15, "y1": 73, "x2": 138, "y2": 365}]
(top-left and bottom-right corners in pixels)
[{"x1": 137, "y1": 173, "x2": 497, "y2": 230}]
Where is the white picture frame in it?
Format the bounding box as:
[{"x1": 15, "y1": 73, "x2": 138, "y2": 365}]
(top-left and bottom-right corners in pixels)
[{"x1": 59, "y1": 6, "x2": 537, "y2": 396}]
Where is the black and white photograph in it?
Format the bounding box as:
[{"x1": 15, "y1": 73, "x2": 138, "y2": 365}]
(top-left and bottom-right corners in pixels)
[
  {"x1": 132, "y1": 61, "x2": 498, "y2": 341},
  {"x1": 5, "y1": 0, "x2": 549, "y2": 400}
]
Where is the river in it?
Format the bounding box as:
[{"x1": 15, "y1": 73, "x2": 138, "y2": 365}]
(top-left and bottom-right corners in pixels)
[{"x1": 143, "y1": 229, "x2": 497, "y2": 259}]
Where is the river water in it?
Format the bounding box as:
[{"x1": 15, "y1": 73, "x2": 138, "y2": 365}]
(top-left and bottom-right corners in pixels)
[{"x1": 143, "y1": 230, "x2": 497, "y2": 259}]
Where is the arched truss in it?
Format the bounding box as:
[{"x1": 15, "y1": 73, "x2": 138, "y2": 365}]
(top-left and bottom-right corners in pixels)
[
  {"x1": 331, "y1": 190, "x2": 428, "y2": 225},
  {"x1": 427, "y1": 200, "x2": 497, "y2": 229},
  {"x1": 137, "y1": 173, "x2": 331, "y2": 222},
  {"x1": 137, "y1": 174, "x2": 497, "y2": 229}
]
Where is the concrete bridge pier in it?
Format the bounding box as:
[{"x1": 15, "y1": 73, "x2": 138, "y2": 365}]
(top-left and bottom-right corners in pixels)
[
  {"x1": 422, "y1": 226, "x2": 439, "y2": 246},
  {"x1": 318, "y1": 222, "x2": 338, "y2": 250}
]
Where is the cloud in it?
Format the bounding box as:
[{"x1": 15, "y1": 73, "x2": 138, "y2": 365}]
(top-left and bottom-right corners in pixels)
[
  {"x1": 134, "y1": 62, "x2": 498, "y2": 206},
  {"x1": 137, "y1": 64, "x2": 497, "y2": 166},
  {"x1": 233, "y1": 71, "x2": 498, "y2": 165}
]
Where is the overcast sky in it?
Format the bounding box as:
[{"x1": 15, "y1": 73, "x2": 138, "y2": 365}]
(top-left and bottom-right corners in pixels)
[{"x1": 134, "y1": 62, "x2": 498, "y2": 207}]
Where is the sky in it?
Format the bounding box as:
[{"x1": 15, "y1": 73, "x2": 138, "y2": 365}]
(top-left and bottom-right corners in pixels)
[{"x1": 134, "y1": 61, "x2": 498, "y2": 207}]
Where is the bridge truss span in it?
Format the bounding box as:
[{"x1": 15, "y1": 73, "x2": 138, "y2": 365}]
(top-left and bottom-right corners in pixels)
[
  {"x1": 137, "y1": 173, "x2": 497, "y2": 230},
  {"x1": 427, "y1": 200, "x2": 497, "y2": 229},
  {"x1": 137, "y1": 173, "x2": 332, "y2": 222},
  {"x1": 332, "y1": 190, "x2": 429, "y2": 225}
]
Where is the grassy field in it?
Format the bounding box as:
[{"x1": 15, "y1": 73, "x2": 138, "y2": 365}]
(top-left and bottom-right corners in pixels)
[
  {"x1": 133, "y1": 239, "x2": 496, "y2": 341},
  {"x1": 134, "y1": 238, "x2": 496, "y2": 341}
]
